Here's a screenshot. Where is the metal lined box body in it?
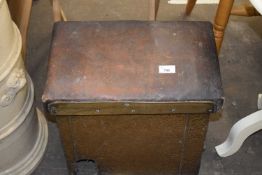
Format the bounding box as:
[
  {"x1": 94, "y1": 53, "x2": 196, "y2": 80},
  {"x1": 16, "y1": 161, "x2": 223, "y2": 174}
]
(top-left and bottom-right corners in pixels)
[{"x1": 43, "y1": 21, "x2": 223, "y2": 175}]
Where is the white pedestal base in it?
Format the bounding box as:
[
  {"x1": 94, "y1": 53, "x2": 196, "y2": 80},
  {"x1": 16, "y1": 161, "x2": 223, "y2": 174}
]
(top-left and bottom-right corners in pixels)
[{"x1": 216, "y1": 110, "x2": 262, "y2": 157}]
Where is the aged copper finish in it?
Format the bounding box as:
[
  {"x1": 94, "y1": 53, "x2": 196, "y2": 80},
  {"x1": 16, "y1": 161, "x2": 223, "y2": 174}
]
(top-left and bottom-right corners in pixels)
[
  {"x1": 43, "y1": 21, "x2": 223, "y2": 175},
  {"x1": 43, "y1": 21, "x2": 223, "y2": 107},
  {"x1": 56, "y1": 114, "x2": 209, "y2": 175},
  {"x1": 48, "y1": 101, "x2": 215, "y2": 115}
]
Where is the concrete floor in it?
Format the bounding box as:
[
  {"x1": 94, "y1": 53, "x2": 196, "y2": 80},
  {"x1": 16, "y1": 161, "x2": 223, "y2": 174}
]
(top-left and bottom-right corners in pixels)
[{"x1": 26, "y1": 0, "x2": 262, "y2": 174}]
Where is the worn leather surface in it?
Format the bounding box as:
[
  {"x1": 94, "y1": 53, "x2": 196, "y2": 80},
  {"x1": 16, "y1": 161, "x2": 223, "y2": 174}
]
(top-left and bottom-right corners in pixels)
[{"x1": 43, "y1": 21, "x2": 223, "y2": 110}]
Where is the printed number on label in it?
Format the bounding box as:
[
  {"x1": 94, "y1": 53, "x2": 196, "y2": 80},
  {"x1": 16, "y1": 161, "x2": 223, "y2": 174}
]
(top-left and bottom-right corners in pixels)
[{"x1": 159, "y1": 65, "x2": 176, "y2": 74}]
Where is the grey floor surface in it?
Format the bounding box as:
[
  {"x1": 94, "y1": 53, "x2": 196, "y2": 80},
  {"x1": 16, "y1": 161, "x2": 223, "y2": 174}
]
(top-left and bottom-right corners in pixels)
[{"x1": 26, "y1": 0, "x2": 262, "y2": 174}]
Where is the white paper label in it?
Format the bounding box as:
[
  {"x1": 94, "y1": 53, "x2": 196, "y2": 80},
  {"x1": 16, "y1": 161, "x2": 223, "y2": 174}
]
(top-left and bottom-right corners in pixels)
[
  {"x1": 158, "y1": 65, "x2": 176, "y2": 74},
  {"x1": 168, "y1": 0, "x2": 219, "y2": 4}
]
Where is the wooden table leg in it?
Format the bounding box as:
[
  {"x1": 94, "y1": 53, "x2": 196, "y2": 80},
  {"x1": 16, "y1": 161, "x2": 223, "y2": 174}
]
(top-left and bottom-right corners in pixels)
[
  {"x1": 50, "y1": 0, "x2": 67, "y2": 22},
  {"x1": 213, "y1": 0, "x2": 234, "y2": 53},
  {"x1": 149, "y1": 0, "x2": 160, "y2": 21},
  {"x1": 185, "y1": 0, "x2": 197, "y2": 15},
  {"x1": 7, "y1": 0, "x2": 32, "y2": 58},
  {"x1": 52, "y1": 0, "x2": 62, "y2": 22}
]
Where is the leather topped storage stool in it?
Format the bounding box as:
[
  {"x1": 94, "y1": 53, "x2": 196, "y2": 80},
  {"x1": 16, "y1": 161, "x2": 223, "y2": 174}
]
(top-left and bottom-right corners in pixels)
[{"x1": 42, "y1": 21, "x2": 223, "y2": 175}]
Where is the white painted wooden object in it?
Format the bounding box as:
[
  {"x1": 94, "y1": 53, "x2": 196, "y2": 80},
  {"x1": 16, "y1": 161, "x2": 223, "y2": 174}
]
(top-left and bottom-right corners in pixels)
[
  {"x1": 0, "y1": 77, "x2": 48, "y2": 175},
  {"x1": 250, "y1": 0, "x2": 262, "y2": 15},
  {"x1": 216, "y1": 110, "x2": 262, "y2": 157},
  {"x1": 168, "y1": 0, "x2": 219, "y2": 4},
  {"x1": 258, "y1": 94, "x2": 262, "y2": 110},
  {"x1": 0, "y1": 0, "x2": 48, "y2": 174}
]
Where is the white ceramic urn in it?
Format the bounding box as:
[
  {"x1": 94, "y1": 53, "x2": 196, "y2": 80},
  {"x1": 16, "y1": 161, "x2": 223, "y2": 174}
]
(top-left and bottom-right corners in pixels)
[{"x1": 0, "y1": 0, "x2": 48, "y2": 174}]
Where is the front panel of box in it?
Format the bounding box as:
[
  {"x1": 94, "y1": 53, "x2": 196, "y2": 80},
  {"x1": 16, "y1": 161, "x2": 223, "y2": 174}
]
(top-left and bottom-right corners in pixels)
[{"x1": 57, "y1": 114, "x2": 209, "y2": 175}]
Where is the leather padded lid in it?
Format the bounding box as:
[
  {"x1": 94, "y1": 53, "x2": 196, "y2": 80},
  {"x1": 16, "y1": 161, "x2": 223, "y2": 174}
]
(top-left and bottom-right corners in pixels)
[{"x1": 43, "y1": 21, "x2": 223, "y2": 111}]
